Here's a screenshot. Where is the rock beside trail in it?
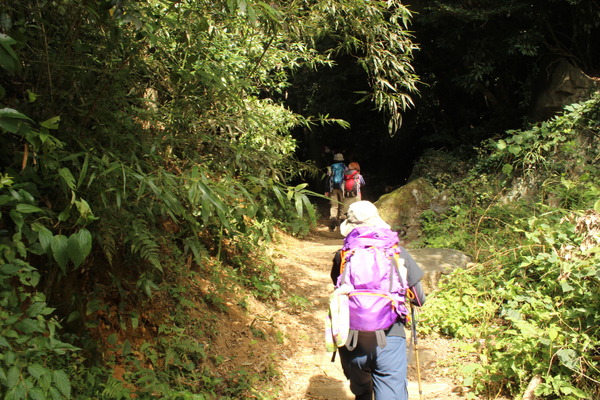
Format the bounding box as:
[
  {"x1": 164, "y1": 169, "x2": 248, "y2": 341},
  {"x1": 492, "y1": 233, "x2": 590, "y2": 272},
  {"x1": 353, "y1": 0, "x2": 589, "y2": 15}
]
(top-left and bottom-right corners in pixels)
[
  {"x1": 407, "y1": 248, "x2": 472, "y2": 292},
  {"x1": 375, "y1": 178, "x2": 449, "y2": 243},
  {"x1": 370, "y1": 178, "x2": 472, "y2": 292}
]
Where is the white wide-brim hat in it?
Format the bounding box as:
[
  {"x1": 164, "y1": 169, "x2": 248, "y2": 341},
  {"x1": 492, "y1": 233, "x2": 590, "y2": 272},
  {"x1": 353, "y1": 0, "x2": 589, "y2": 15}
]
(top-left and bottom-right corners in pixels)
[{"x1": 339, "y1": 201, "x2": 390, "y2": 237}]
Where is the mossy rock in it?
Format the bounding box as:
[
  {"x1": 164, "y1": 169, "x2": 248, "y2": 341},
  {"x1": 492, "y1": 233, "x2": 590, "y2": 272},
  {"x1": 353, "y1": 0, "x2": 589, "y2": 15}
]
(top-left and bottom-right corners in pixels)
[{"x1": 375, "y1": 177, "x2": 440, "y2": 242}]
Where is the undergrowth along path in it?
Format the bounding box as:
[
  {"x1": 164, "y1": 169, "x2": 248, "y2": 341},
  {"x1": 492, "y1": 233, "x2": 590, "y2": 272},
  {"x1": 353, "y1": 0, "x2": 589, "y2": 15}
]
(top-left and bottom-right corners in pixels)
[{"x1": 272, "y1": 223, "x2": 466, "y2": 400}]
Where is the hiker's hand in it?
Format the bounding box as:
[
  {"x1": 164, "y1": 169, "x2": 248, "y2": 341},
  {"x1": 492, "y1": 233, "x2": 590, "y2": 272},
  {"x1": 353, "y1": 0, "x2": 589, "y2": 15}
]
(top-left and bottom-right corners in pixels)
[{"x1": 325, "y1": 192, "x2": 329, "y2": 197}]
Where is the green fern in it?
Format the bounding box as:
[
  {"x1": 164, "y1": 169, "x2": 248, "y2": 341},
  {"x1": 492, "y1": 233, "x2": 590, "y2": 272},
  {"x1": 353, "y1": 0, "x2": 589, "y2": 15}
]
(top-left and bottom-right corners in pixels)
[
  {"x1": 129, "y1": 218, "x2": 163, "y2": 273},
  {"x1": 98, "y1": 225, "x2": 118, "y2": 266},
  {"x1": 101, "y1": 377, "x2": 132, "y2": 400}
]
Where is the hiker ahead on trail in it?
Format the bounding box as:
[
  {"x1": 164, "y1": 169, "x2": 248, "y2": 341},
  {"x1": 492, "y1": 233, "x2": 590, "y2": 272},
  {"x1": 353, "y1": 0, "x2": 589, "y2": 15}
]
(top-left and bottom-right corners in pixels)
[
  {"x1": 325, "y1": 153, "x2": 348, "y2": 231},
  {"x1": 342, "y1": 161, "x2": 365, "y2": 213},
  {"x1": 328, "y1": 201, "x2": 426, "y2": 400}
]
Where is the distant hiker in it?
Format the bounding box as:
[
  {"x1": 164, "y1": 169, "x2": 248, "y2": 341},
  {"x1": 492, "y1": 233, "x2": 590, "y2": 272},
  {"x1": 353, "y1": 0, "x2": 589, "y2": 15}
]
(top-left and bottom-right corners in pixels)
[
  {"x1": 343, "y1": 161, "x2": 365, "y2": 210},
  {"x1": 329, "y1": 201, "x2": 426, "y2": 400},
  {"x1": 325, "y1": 153, "x2": 347, "y2": 231}
]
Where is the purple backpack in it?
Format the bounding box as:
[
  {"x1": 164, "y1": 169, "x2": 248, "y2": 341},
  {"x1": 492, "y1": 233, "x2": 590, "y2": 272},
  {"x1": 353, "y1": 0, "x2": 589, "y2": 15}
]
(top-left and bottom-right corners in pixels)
[{"x1": 336, "y1": 226, "x2": 409, "y2": 350}]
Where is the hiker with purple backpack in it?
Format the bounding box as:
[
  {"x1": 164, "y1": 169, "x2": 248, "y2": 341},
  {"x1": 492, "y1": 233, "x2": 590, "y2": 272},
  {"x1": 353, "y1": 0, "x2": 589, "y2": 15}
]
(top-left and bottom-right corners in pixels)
[{"x1": 329, "y1": 201, "x2": 426, "y2": 400}]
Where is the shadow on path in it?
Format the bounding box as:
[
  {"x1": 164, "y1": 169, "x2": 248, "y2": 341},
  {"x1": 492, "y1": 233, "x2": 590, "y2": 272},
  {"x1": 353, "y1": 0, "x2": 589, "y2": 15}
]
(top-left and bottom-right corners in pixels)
[{"x1": 306, "y1": 374, "x2": 353, "y2": 400}]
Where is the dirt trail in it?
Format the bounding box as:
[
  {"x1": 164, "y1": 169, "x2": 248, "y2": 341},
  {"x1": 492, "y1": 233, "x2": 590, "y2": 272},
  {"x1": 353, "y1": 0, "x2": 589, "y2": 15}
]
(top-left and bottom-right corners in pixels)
[{"x1": 271, "y1": 223, "x2": 465, "y2": 400}]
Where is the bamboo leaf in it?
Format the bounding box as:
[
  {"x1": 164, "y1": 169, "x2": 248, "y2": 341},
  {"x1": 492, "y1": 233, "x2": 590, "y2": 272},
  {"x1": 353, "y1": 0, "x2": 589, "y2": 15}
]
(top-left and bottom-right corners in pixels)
[
  {"x1": 302, "y1": 195, "x2": 316, "y2": 223},
  {"x1": 77, "y1": 152, "x2": 90, "y2": 189},
  {"x1": 40, "y1": 116, "x2": 60, "y2": 129},
  {"x1": 15, "y1": 204, "x2": 42, "y2": 213},
  {"x1": 58, "y1": 167, "x2": 76, "y2": 190},
  {"x1": 272, "y1": 185, "x2": 286, "y2": 208},
  {"x1": 15, "y1": 317, "x2": 43, "y2": 333},
  {"x1": 294, "y1": 192, "x2": 303, "y2": 218}
]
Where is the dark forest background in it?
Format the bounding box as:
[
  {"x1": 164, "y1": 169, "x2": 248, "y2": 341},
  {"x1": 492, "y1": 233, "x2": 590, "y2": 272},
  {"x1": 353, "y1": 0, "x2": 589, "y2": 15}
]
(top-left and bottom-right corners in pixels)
[{"x1": 286, "y1": 0, "x2": 599, "y2": 199}]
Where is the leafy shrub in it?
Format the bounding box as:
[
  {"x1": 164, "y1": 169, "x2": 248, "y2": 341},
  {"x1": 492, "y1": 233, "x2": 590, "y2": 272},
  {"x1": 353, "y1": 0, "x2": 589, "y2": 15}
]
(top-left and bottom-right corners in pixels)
[
  {"x1": 421, "y1": 95, "x2": 600, "y2": 399},
  {"x1": 0, "y1": 177, "x2": 82, "y2": 399},
  {"x1": 424, "y1": 210, "x2": 600, "y2": 399}
]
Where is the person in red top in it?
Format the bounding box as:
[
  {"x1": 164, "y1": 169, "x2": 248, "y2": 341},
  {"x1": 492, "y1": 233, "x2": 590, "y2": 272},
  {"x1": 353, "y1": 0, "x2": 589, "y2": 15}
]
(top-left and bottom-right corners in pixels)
[{"x1": 342, "y1": 161, "x2": 366, "y2": 213}]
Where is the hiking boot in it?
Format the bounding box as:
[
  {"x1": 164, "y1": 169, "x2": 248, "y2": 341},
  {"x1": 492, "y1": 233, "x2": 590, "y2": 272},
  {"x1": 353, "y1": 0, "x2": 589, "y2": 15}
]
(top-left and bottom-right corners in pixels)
[{"x1": 329, "y1": 218, "x2": 337, "y2": 231}]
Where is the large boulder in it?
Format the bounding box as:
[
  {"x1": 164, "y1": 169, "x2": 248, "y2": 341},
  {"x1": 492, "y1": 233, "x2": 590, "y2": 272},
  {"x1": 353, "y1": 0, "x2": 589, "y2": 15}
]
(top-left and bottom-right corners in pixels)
[
  {"x1": 375, "y1": 177, "x2": 447, "y2": 243},
  {"x1": 530, "y1": 59, "x2": 598, "y2": 121}
]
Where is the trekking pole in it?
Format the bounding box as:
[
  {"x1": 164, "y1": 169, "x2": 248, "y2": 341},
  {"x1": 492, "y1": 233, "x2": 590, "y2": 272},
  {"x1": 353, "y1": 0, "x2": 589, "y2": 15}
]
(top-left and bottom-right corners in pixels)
[{"x1": 410, "y1": 295, "x2": 424, "y2": 400}]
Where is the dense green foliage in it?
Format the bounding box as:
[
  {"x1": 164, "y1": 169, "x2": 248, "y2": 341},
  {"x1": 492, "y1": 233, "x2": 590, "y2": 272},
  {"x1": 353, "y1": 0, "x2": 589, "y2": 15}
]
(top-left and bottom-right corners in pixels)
[
  {"x1": 0, "y1": 0, "x2": 420, "y2": 398},
  {"x1": 419, "y1": 94, "x2": 600, "y2": 399},
  {"x1": 287, "y1": 0, "x2": 419, "y2": 135}
]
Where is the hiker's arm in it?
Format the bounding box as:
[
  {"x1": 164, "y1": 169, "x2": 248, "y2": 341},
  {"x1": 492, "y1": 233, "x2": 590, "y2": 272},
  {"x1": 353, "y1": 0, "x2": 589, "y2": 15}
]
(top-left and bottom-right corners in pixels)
[
  {"x1": 330, "y1": 250, "x2": 342, "y2": 285},
  {"x1": 324, "y1": 166, "x2": 332, "y2": 195},
  {"x1": 401, "y1": 248, "x2": 426, "y2": 306},
  {"x1": 409, "y1": 282, "x2": 426, "y2": 307}
]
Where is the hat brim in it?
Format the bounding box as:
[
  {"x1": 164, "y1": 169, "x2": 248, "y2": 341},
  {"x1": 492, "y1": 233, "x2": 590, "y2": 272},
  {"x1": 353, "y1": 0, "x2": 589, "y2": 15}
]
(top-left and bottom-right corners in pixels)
[{"x1": 339, "y1": 217, "x2": 390, "y2": 237}]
